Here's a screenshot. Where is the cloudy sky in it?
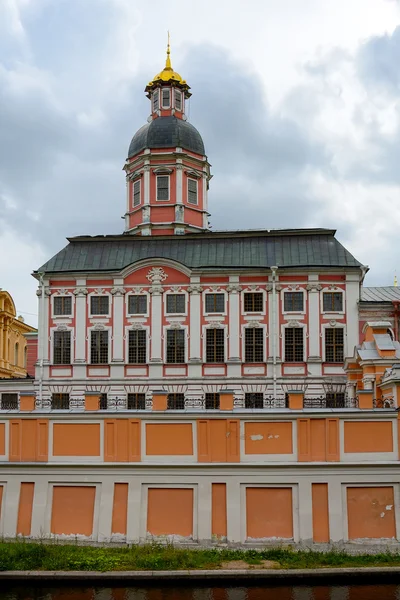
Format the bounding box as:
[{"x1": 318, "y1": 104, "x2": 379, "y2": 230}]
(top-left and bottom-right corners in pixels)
[{"x1": 1, "y1": 0, "x2": 400, "y2": 326}]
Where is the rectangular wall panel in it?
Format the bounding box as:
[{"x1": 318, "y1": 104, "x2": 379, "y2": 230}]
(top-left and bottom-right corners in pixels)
[
  {"x1": 51, "y1": 486, "x2": 96, "y2": 537},
  {"x1": 245, "y1": 422, "x2": 292, "y2": 454},
  {"x1": 53, "y1": 424, "x2": 100, "y2": 457},
  {"x1": 111, "y1": 483, "x2": 129, "y2": 535},
  {"x1": 147, "y1": 488, "x2": 193, "y2": 537},
  {"x1": 310, "y1": 420, "x2": 326, "y2": 462},
  {"x1": 347, "y1": 487, "x2": 396, "y2": 540},
  {"x1": 212, "y1": 483, "x2": 227, "y2": 539},
  {"x1": 104, "y1": 420, "x2": 141, "y2": 462},
  {"x1": 0, "y1": 423, "x2": 5, "y2": 455},
  {"x1": 17, "y1": 482, "x2": 35, "y2": 536},
  {"x1": 344, "y1": 422, "x2": 393, "y2": 453},
  {"x1": 246, "y1": 487, "x2": 293, "y2": 540},
  {"x1": 146, "y1": 423, "x2": 193, "y2": 456},
  {"x1": 312, "y1": 483, "x2": 330, "y2": 542}
]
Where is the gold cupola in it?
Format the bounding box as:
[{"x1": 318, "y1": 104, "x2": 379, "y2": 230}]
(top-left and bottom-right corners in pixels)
[{"x1": 145, "y1": 35, "x2": 191, "y2": 98}]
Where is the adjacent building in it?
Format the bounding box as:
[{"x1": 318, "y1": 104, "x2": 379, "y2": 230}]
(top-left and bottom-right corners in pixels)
[
  {"x1": 0, "y1": 289, "x2": 36, "y2": 381},
  {"x1": 0, "y1": 46, "x2": 398, "y2": 547}
]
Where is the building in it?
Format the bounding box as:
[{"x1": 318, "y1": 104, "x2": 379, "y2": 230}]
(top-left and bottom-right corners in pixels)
[
  {"x1": 359, "y1": 286, "x2": 400, "y2": 342},
  {"x1": 0, "y1": 289, "x2": 36, "y2": 381},
  {"x1": 0, "y1": 45, "x2": 399, "y2": 547}
]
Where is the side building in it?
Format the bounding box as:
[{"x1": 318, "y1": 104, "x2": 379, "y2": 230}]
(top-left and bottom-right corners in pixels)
[{"x1": 0, "y1": 47, "x2": 398, "y2": 547}]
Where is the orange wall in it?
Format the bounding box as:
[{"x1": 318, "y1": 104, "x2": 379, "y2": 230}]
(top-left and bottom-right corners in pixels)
[
  {"x1": 347, "y1": 487, "x2": 396, "y2": 540},
  {"x1": 246, "y1": 488, "x2": 293, "y2": 539},
  {"x1": 104, "y1": 420, "x2": 140, "y2": 462},
  {"x1": 111, "y1": 483, "x2": 128, "y2": 536},
  {"x1": 53, "y1": 424, "x2": 100, "y2": 456},
  {"x1": 147, "y1": 488, "x2": 193, "y2": 537},
  {"x1": 312, "y1": 483, "x2": 330, "y2": 543},
  {"x1": 0, "y1": 423, "x2": 5, "y2": 455},
  {"x1": 344, "y1": 422, "x2": 393, "y2": 453},
  {"x1": 212, "y1": 483, "x2": 227, "y2": 539},
  {"x1": 197, "y1": 420, "x2": 239, "y2": 462},
  {"x1": 9, "y1": 419, "x2": 48, "y2": 462},
  {"x1": 244, "y1": 422, "x2": 292, "y2": 454},
  {"x1": 146, "y1": 423, "x2": 193, "y2": 455},
  {"x1": 51, "y1": 486, "x2": 96, "y2": 537},
  {"x1": 298, "y1": 419, "x2": 339, "y2": 462},
  {"x1": 17, "y1": 482, "x2": 34, "y2": 536}
]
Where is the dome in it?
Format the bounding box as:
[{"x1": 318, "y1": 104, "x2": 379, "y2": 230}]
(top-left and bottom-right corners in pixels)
[{"x1": 128, "y1": 116, "x2": 205, "y2": 157}]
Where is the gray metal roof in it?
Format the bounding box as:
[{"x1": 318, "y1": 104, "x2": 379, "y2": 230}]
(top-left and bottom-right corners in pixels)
[
  {"x1": 36, "y1": 229, "x2": 363, "y2": 275},
  {"x1": 128, "y1": 116, "x2": 205, "y2": 157},
  {"x1": 361, "y1": 287, "x2": 400, "y2": 302}
]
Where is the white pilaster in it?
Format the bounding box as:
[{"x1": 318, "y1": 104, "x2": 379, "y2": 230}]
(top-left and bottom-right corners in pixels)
[
  {"x1": 42, "y1": 284, "x2": 50, "y2": 363},
  {"x1": 2, "y1": 477, "x2": 20, "y2": 537},
  {"x1": 30, "y1": 477, "x2": 48, "y2": 537},
  {"x1": 226, "y1": 478, "x2": 241, "y2": 543},
  {"x1": 197, "y1": 480, "x2": 211, "y2": 542},
  {"x1": 176, "y1": 162, "x2": 183, "y2": 204},
  {"x1": 73, "y1": 284, "x2": 88, "y2": 363},
  {"x1": 227, "y1": 278, "x2": 241, "y2": 361},
  {"x1": 346, "y1": 273, "x2": 360, "y2": 357},
  {"x1": 298, "y1": 480, "x2": 313, "y2": 542},
  {"x1": 97, "y1": 479, "x2": 114, "y2": 542},
  {"x1": 147, "y1": 268, "x2": 167, "y2": 363},
  {"x1": 307, "y1": 278, "x2": 322, "y2": 360},
  {"x1": 188, "y1": 279, "x2": 202, "y2": 362},
  {"x1": 328, "y1": 479, "x2": 343, "y2": 542},
  {"x1": 143, "y1": 163, "x2": 150, "y2": 205},
  {"x1": 111, "y1": 285, "x2": 125, "y2": 362}
]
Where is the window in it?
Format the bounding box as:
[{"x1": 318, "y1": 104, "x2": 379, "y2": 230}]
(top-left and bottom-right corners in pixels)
[
  {"x1": 128, "y1": 295, "x2": 147, "y2": 315},
  {"x1": 205, "y1": 293, "x2": 225, "y2": 313},
  {"x1": 245, "y1": 328, "x2": 264, "y2": 363},
  {"x1": 54, "y1": 296, "x2": 72, "y2": 316},
  {"x1": 323, "y1": 292, "x2": 343, "y2": 312},
  {"x1": 133, "y1": 180, "x2": 141, "y2": 207},
  {"x1": 187, "y1": 179, "x2": 198, "y2": 205},
  {"x1": 156, "y1": 175, "x2": 169, "y2": 201},
  {"x1": 244, "y1": 293, "x2": 263, "y2": 312},
  {"x1": 90, "y1": 330, "x2": 109, "y2": 364},
  {"x1": 162, "y1": 88, "x2": 170, "y2": 108},
  {"x1": 53, "y1": 331, "x2": 71, "y2": 365},
  {"x1": 1, "y1": 393, "x2": 18, "y2": 410},
  {"x1": 326, "y1": 392, "x2": 345, "y2": 408},
  {"x1": 167, "y1": 393, "x2": 185, "y2": 410},
  {"x1": 174, "y1": 89, "x2": 182, "y2": 111},
  {"x1": 127, "y1": 393, "x2": 146, "y2": 410},
  {"x1": 206, "y1": 329, "x2": 225, "y2": 363},
  {"x1": 245, "y1": 393, "x2": 264, "y2": 409},
  {"x1": 325, "y1": 328, "x2": 344, "y2": 363},
  {"x1": 284, "y1": 327, "x2": 304, "y2": 362},
  {"x1": 166, "y1": 294, "x2": 185, "y2": 314},
  {"x1": 14, "y1": 343, "x2": 19, "y2": 366},
  {"x1": 51, "y1": 393, "x2": 70, "y2": 410},
  {"x1": 99, "y1": 393, "x2": 108, "y2": 410},
  {"x1": 90, "y1": 295, "x2": 109, "y2": 315},
  {"x1": 128, "y1": 330, "x2": 146, "y2": 364},
  {"x1": 205, "y1": 393, "x2": 220, "y2": 410},
  {"x1": 166, "y1": 329, "x2": 185, "y2": 363},
  {"x1": 153, "y1": 89, "x2": 159, "y2": 111},
  {"x1": 284, "y1": 292, "x2": 304, "y2": 312}
]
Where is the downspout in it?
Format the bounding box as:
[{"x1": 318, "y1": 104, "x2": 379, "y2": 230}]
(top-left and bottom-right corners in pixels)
[
  {"x1": 271, "y1": 266, "x2": 278, "y2": 399},
  {"x1": 38, "y1": 272, "x2": 45, "y2": 407}
]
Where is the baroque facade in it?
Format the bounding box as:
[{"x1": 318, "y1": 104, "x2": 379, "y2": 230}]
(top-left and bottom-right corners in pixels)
[
  {"x1": 0, "y1": 45, "x2": 399, "y2": 547},
  {"x1": 0, "y1": 289, "x2": 36, "y2": 380}
]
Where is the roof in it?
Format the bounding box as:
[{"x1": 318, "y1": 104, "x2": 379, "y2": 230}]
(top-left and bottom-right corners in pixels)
[
  {"x1": 360, "y1": 287, "x2": 400, "y2": 302},
  {"x1": 128, "y1": 116, "x2": 205, "y2": 157},
  {"x1": 36, "y1": 229, "x2": 363, "y2": 275}
]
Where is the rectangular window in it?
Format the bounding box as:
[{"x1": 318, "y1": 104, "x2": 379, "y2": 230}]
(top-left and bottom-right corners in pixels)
[
  {"x1": 326, "y1": 392, "x2": 345, "y2": 408},
  {"x1": 127, "y1": 393, "x2": 146, "y2": 410},
  {"x1": 166, "y1": 294, "x2": 185, "y2": 314},
  {"x1": 325, "y1": 328, "x2": 344, "y2": 363},
  {"x1": 187, "y1": 178, "x2": 198, "y2": 205},
  {"x1": 99, "y1": 393, "x2": 108, "y2": 410},
  {"x1": 0, "y1": 393, "x2": 18, "y2": 410},
  {"x1": 205, "y1": 393, "x2": 220, "y2": 410},
  {"x1": 244, "y1": 292, "x2": 263, "y2": 312},
  {"x1": 51, "y1": 393, "x2": 70, "y2": 410},
  {"x1": 284, "y1": 292, "x2": 304, "y2": 312},
  {"x1": 323, "y1": 292, "x2": 343, "y2": 312},
  {"x1": 167, "y1": 393, "x2": 185, "y2": 410},
  {"x1": 156, "y1": 175, "x2": 169, "y2": 201},
  {"x1": 206, "y1": 328, "x2": 225, "y2": 363},
  {"x1": 53, "y1": 331, "x2": 71, "y2": 365},
  {"x1": 153, "y1": 89, "x2": 159, "y2": 111},
  {"x1": 245, "y1": 393, "x2": 264, "y2": 409},
  {"x1": 245, "y1": 328, "x2": 264, "y2": 363},
  {"x1": 90, "y1": 295, "x2": 109, "y2": 315},
  {"x1": 133, "y1": 180, "x2": 141, "y2": 207},
  {"x1": 128, "y1": 295, "x2": 147, "y2": 315},
  {"x1": 162, "y1": 88, "x2": 170, "y2": 108},
  {"x1": 53, "y1": 296, "x2": 72, "y2": 316},
  {"x1": 90, "y1": 330, "x2": 109, "y2": 364},
  {"x1": 166, "y1": 329, "x2": 185, "y2": 363},
  {"x1": 128, "y1": 330, "x2": 146, "y2": 364},
  {"x1": 205, "y1": 293, "x2": 225, "y2": 313},
  {"x1": 174, "y1": 89, "x2": 182, "y2": 111},
  {"x1": 284, "y1": 327, "x2": 304, "y2": 362}
]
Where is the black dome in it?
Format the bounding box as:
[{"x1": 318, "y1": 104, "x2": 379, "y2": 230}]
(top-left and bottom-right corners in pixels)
[{"x1": 128, "y1": 116, "x2": 205, "y2": 157}]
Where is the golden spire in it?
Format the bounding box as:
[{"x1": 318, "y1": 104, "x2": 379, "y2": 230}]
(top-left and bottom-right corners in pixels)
[
  {"x1": 395, "y1": 272, "x2": 398, "y2": 287},
  {"x1": 165, "y1": 31, "x2": 171, "y2": 70}
]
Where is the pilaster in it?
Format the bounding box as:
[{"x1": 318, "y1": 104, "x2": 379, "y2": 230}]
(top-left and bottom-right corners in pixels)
[
  {"x1": 227, "y1": 279, "x2": 241, "y2": 362},
  {"x1": 307, "y1": 279, "x2": 322, "y2": 362},
  {"x1": 188, "y1": 280, "x2": 202, "y2": 362},
  {"x1": 73, "y1": 285, "x2": 88, "y2": 363},
  {"x1": 111, "y1": 285, "x2": 125, "y2": 362}
]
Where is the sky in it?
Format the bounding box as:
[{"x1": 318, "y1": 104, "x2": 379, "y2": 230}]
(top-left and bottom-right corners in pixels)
[{"x1": 1, "y1": 0, "x2": 400, "y2": 327}]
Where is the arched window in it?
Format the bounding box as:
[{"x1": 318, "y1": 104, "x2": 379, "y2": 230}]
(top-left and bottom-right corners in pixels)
[{"x1": 14, "y1": 342, "x2": 19, "y2": 366}]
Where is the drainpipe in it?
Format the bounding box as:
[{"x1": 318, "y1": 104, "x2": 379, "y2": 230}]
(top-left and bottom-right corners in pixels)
[
  {"x1": 38, "y1": 272, "x2": 45, "y2": 407},
  {"x1": 271, "y1": 266, "x2": 278, "y2": 399}
]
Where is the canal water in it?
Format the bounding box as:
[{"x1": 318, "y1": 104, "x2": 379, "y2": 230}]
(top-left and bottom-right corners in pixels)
[{"x1": 1, "y1": 586, "x2": 400, "y2": 600}]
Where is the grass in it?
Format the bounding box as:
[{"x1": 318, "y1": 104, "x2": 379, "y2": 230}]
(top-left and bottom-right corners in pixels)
[{"x1": 1, "y1": 541, "x2": 400, "y2": 572}]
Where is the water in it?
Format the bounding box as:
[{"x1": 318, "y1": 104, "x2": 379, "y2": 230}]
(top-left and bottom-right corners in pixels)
[{"x1": 1, "y1": 587, "x2": 400, "y2": 600}]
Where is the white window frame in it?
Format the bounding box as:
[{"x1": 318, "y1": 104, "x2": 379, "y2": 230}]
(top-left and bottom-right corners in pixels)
[
  {"x1": 87, "y1": 326, "x2": 111, "y2": 365},
  {"x1": 320, "y1": 287, "x2": 345, "y2": 316},
  {"x1": 202, "y1": 324, "x2": 227, "y2": 364},
  {"x1": 152, "y1": 89, "x2": 160, "y2": 112},
  {"x1": 132, "y1": 179, "x2": 141, "y2": 207},
  {"x1": 174, "y1": 89, "x2": 183, "y2": 111},
  {"x1": 125, "y1": 325, "x2": 149, "y2": 365},
  {"x1": 241, "y1": 324, "x2": 266, "y2": 363},
  {"x1": 126, "y1": 292, "x2": 149, "y2": 317},
  {"x1": 88, "y1": 292, "x2": 112, "y2": 319},
  {"x1": 164, "y1": 291, "x2": 188, "y2": 316},
  {"x1": 281, "y1": 323, "x2": 307, "y2": 363},
  {"x1": 241, "y1": 289, "x2": 266, "y2": 316},
  {"x1": 51, "y1": 325, "x2": 74, "y2": 365},
  {"x1": 281, "y1": 288, "x2": 306, "y2": 315},
  {"x1": 163, "y1": 325, "x2": 188, "y2": 364},
  {"x1": 187, "y1": 178, "x2": 198, "y2": 205},
  {"x1": 156, "y1": 175, "x2": 170, "y2": 201},
  {"x1": 52, "y1": 293, "x2": 74, "y2": 318},
  {"x1": 203, "y1": 290, "x2": 227, "y2": 316},
  {"x1": 161, "y1": 88, "x2": 171, "y2": 109},
  {"x1": 322, "y1": 323, "x2": 346, "y2": 363}
]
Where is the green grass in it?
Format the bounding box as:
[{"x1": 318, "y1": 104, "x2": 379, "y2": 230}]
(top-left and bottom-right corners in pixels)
[{"x1": 0, "y1": 541, "x2": 400, "y2": 572}]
